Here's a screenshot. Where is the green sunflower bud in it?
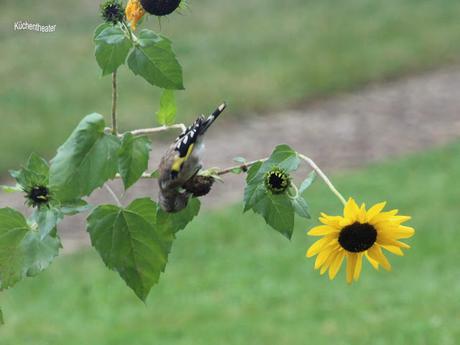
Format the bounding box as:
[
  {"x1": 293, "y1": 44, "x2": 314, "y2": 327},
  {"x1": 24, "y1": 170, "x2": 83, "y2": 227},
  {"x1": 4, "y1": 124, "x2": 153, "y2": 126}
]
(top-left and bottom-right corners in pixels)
[
  {"x1": 24, "y1": 185, "x2": 52, "y2": 208},
  {"x1": 140, "y1": 0, "x2": 181, "y2": 16},
  {"x1": 264, "y1": 167, "x2": 291, "y2": 194},
  {"x1": 101, "y1": 0, "x2": 125, "y2": 24}
]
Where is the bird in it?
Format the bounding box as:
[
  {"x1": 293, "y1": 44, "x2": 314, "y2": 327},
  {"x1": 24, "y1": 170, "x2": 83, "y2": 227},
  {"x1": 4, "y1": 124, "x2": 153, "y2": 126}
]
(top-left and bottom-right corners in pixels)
[{"x1": 158, "y1": 102, "x2": 227, "y2": 212}]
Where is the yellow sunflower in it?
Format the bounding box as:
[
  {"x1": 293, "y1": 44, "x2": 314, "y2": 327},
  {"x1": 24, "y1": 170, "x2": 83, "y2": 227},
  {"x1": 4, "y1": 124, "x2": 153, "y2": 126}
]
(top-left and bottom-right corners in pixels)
[
  {"x1": 306, "y1": 197, "x2": 415, "y2": 283},
  {"x1": 125, "y1": 0, "x2": 145, "y2": 30}
]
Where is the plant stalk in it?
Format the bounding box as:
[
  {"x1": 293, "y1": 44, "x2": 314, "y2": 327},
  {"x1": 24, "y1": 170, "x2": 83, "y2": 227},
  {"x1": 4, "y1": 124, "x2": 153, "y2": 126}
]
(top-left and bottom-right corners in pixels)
[
  {"x1": 298, "y1": 154, "x2": 347, "y2": 205},
  {"x1": 111, "y1": 71, "x2": 118, "y2": 135}
]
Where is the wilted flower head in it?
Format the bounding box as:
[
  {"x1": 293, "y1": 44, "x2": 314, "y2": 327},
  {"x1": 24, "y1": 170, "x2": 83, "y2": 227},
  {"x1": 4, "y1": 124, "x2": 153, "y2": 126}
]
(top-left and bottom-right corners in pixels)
[{"x1": 125, "y1": 0, "x2": 145, "y2": 30}]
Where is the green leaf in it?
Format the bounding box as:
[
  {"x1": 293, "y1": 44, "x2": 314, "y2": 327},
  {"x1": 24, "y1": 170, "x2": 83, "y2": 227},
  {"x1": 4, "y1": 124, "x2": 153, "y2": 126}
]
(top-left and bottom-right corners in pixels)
[
  {"x1": 252, "y1": 193, "x2": 295, "y2": 239},
  {"x1": 1, "y1": 184, "x2": 22, "y2": 193},
  {"x1": 127, "y1": 29, "x2": 184, "y2": 90},
  {"x1": 299, "y1": 171, "x2": 316, "y2": 194},
  {"x1": 87, "y1": 198, "x2": 169, "y2": 301},
  {"x1": 0, "y1": 208, "x2": 60, "y2": 290},
  {"x1": 253, "y1": 144, "x2": 299, "y2": 182},
  {"x1": 33, "y1": 207, "x2": 63, "y2": 240},
  {"x1": 118, "y1": 133, "x2": 151, "y2": 190},
  {"x1": 291, "y1": 195, "x2": 310, "y2": 219},
  {"x1": 0, "y1": 307, "x2": 3, "y2": 325},
  {"x1": 233, "y1": 156, "x2": 247, "y2": 164},
  {"x1": 156, "y1": 198, "x2": 200, "y2": 251},
  {"x1": 9, "y1": 153, "x2": 49, "y2": 188},
  {"x1": 93, "y1": 23, "x2": 111, "y2": 40},
  {"x1": 49, "y1": 113, "x2": 121, "y2": 202},
  {"x1": 243, "y1": 146, "x2": 300, "y2": 238},
  {"x1": 156, "y1": 89, "x2": 177, "y2": 125},
  {"x1": 94, "y1": 25, "x2": 132, "y2": 75},
  {"x1": 59, "y1": 199, "x2": 92, "y2": 216}
]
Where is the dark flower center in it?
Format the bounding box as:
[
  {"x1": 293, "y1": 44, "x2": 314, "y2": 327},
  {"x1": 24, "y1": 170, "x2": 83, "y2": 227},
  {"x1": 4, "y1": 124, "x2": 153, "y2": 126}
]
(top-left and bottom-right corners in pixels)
[
  {"x1": 264, "y1": 168, "x2": 290, "y2": 194},
  {"x1": 338, "y1": 222, "x2": 377, "y2": 252},
  {"x1": 141, "y1": 0, "x2": 181, "y2": 16},
  {"x1": 27, "y1": 186, "x2": 51, "y2": 207}
]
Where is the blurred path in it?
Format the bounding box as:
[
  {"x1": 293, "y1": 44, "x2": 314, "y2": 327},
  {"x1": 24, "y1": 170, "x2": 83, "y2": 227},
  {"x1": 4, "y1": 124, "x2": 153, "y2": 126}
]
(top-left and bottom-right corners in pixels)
[{"x1": 1, "y1": 66, "x2": 460, "y2": 253}]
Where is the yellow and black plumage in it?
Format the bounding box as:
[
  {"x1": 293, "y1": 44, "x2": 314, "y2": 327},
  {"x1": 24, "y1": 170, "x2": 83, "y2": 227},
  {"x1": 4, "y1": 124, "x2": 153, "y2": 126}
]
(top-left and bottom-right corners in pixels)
[{"x1": 158, "y1": 102, "x2": 226, "y2": 212}]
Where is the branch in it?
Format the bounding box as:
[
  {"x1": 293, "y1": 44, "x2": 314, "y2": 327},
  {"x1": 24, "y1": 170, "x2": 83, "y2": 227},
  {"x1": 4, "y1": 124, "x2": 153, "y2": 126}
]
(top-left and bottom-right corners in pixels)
[
  {"x1": 215, "y1": 158, "x2": 267, "y2": 176},
  {"x1": 130, "y1": 124, "x2": 186, "y2": 136},
  {"x1": 111, "y1": 71, "x2": 118, "y2": 135}
]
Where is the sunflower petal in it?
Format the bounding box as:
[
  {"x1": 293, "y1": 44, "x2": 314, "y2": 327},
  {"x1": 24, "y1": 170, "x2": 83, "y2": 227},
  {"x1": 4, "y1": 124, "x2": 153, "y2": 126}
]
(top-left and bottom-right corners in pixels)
[
  {"x1": 353, "y1": 253, "x2": 363, "y2": 281},
  {"x1": 393, "y1": 225, "x2": 415, "y2": 239},
  {"x1": 367, "y1": 245, "x2": 392, "y2": 271},
  {"x1": 315, "y1": 247, "x2": 335, "y2": 269},
  {"x1": 381, "y1": 245, "x2": 404, "y2": 256},
  {"x1": 346, "y1": 253, "x2": 357, "y2": 284},
  {"x1": 366, "y1": 202, "x2": 387, "y2": 221},
  {"x1": 306, "y1": 237, "x2": 332, "y2": 257},
  {"x1": 329, "y1": 252, "x2": 345, "y2": 280},
  {"x1": 365, "y1": 252, "x2": 379, "y2": 270},
  {"x1": 308, "y1": 225, "x2": 339, "y2": 236},
  {"x1": 344, "y1": 197, "x2": 360, "y2": 221},
  {"x1": 320, "y1": 251, "x2": 338, "y2": 275}
]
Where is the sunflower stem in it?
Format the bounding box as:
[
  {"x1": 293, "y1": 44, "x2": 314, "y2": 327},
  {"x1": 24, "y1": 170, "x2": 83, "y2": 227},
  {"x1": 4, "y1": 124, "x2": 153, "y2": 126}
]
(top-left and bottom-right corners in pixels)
[
  {"x1": 298, "y1": 153, "x2": 347, "y2": 206},
  {"x1": 104, "y1": 184, "x2": 122, "y2": 207},
  {"x1": 111, "y1": 70, "x2": 118, "y2": 135}
]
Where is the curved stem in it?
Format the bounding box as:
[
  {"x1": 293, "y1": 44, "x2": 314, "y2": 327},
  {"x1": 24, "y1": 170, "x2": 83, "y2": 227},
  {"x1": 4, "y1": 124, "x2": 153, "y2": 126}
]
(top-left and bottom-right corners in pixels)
[
  {"x1": 104, "y1": 184, "x2": 122, "y2": 207},
  {"x1": 298, "y1": 153, "x2": 347, "y2": 206},
  {"x1": 287, "y1": 182, "x2": 299, "y2": 199},
  {"x1": 111, "y1": 71, "x2": 118, "y2": 135}
]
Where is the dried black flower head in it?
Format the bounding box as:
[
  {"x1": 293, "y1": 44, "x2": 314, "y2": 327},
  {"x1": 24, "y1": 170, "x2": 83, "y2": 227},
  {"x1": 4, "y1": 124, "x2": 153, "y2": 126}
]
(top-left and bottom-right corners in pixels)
[
  {"x1": 183, "y1": 175, "x2": 215, "y2": 197},
  {"x1": 25, "y1": 185, "x2": 52, "y2": 208},
  {"x1": 101, "y1": 0, "x2": 125, "y2": 24},
  {"x1": 264, "y1": 167, "x2": 291, "y2": 194},
  {"x1": 140, "y1": 0, "x2": 181, "y2": 16}
]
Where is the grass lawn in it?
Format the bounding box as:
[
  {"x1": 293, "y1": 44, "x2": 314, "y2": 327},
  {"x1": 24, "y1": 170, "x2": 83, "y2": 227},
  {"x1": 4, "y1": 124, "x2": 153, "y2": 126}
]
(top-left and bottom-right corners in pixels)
[
  {"x1": 1, "y1": 142, "x2": 459, "y2": 344},
  {"x1": 2, "y1": 0, "x2": 460, "y2": 172}
]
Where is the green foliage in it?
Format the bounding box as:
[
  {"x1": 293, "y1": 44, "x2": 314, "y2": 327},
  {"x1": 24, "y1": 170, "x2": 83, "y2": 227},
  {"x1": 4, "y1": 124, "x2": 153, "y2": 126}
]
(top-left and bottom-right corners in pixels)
[
  {"x1": 10, "y1": 153, "x2": 49, "y2": 189},
  {"x1": 0, "y1": 208, "x2": 60, "y2": 290},
  {"x1": 49, "y1": 113, "x2": 121, "y2": 202},
  {"x1": 87, "y1": 198, "x2": 167, "y2": 301},
  {"x1": 244, "y1": 145, "x2": 313, "y2": 238},
  {"x1": 156, "y1": 198, "x2": 201, "y2": 251},
  {"x1": 94, "y1": 25, "x2": 132, "y2": 76},
  {"x1": 156, "y1": 89, "x2": 177, "y2": 125},
  {"x1": 32, "y1": 207, "x2": 64, "y2": 240},
  {"x1": 127, "y1": 30, "x2": 184, "y2": 90},
  {"x1": 118, "y1": 133, "x2": 152, "y2": 190}
]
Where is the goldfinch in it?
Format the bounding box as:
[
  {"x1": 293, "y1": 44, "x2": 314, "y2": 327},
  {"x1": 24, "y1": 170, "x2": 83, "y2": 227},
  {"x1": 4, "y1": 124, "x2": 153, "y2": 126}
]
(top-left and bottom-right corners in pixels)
[{"x1": 158, "y1": 102, "x2": 227, "y2": 212}]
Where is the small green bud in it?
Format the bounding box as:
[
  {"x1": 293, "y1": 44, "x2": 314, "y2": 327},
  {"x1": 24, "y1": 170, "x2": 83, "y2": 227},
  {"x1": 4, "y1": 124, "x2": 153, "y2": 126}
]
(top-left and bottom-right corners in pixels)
[
  {"x1": 101, "y1": 0, "x2": 125, "y2": 24},
  {"x1": 264, "y1": 167, "x2": 291, "y2": 194}
]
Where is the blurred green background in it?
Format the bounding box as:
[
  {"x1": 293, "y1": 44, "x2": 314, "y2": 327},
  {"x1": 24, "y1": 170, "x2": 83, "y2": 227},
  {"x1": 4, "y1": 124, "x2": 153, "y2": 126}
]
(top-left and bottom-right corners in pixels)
[
  {"x1": 1, "y1": 0, "x2": 460, "y2": 343},
  {"x1": 1, "y1": 142, "x2": 459, "y2": 344},
  {"x1": 1, "y1": 0, "x2": 460, "y2": 172}
]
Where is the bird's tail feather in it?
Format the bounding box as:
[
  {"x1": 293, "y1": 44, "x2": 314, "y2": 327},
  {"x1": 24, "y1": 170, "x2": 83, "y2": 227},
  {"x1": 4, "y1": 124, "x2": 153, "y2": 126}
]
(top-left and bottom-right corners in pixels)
[{"x1": 201, "y1": 102, "x2": 227, "y2": 133}]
